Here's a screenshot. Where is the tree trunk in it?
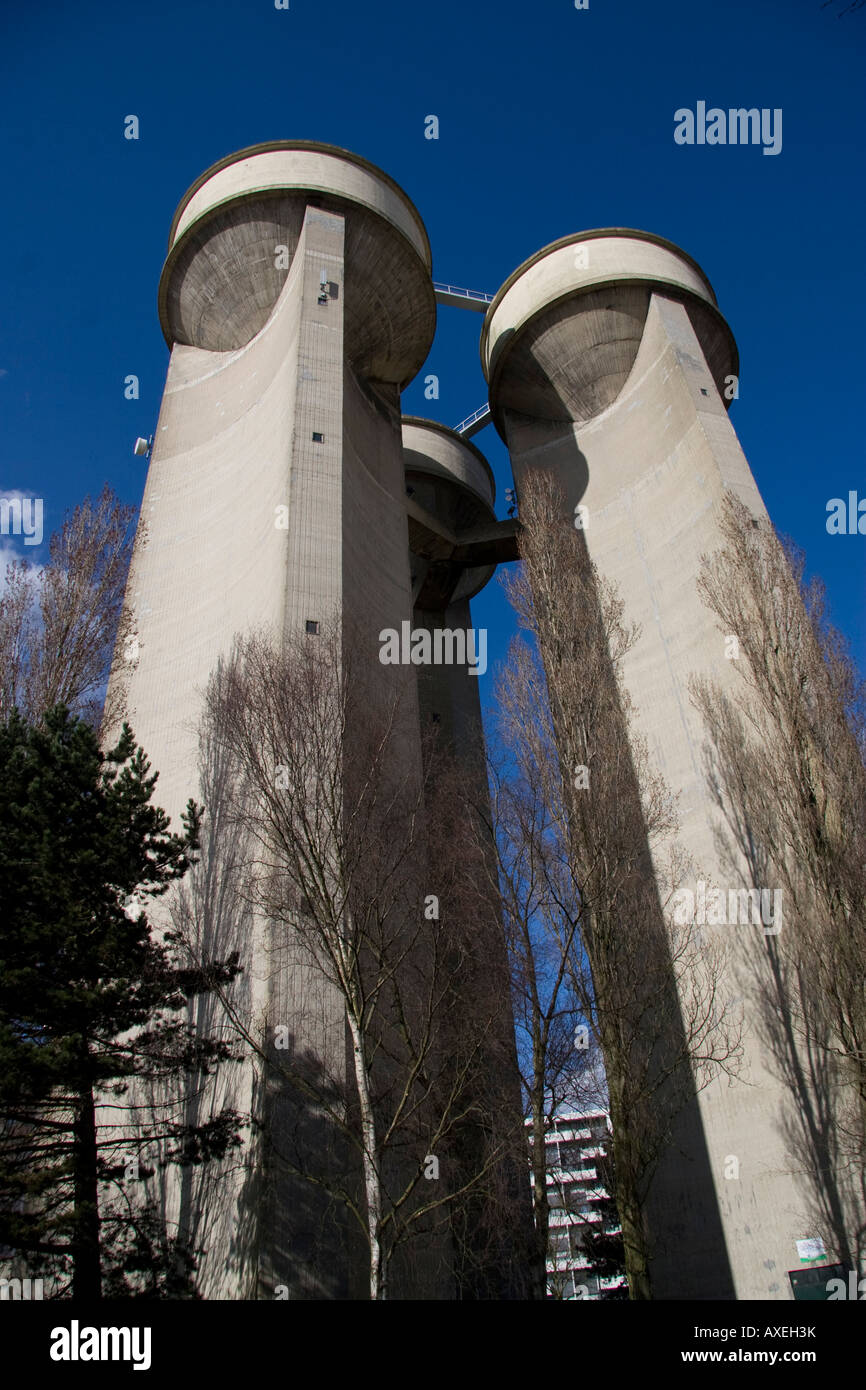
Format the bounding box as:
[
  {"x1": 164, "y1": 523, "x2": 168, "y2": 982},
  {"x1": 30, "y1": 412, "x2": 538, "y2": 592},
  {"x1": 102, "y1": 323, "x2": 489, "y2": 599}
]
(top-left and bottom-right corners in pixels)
[
  {"x1": 72, "y1": 1078, "x2": 101, "y2": 1299},
  {"x1": 618, "y1": 1196, "x2": 651, "y2": 1300},
  {"x1": 530, "y1": 1087, "x2": 549, "y2": 1299},
  {"x1": 605, "y1": 1054, "x2": 652, "y2": 1299},
  {"x1": 346, "y1": 1010, "x2": 383, "y2": 1299}
]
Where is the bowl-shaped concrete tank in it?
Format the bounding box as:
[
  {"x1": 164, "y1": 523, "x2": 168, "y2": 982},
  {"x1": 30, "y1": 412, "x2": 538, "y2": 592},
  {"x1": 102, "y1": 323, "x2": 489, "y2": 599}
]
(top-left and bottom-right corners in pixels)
[
  {"x1": 158, "y1": 140, "x2": 436, "y2": 387},
  {"x1": 402, "y1": 417, "x2": 498, "y2": 605},
  {"x1": 481, "y1": 228, "x2": 738, "y2": 432}
]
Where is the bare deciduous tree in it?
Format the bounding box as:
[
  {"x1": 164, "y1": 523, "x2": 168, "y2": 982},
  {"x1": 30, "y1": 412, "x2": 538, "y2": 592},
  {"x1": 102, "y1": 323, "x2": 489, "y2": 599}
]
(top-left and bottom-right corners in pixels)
[
  {"x1": 0, "y1": 485, "x2": 137, "y2": 729},
  {"x1": 470, "y1": 657, "x2": 602, "y2": 1298},
  {"x1": 180, "y1": 621, "x2": 519, "y2": 1299},
  {"x1": 485, "y1": 470, "x2": 741, "y2": 1298},
  {"x1": 691, "y1": 493, "x2": 866, "y2": 1270}
]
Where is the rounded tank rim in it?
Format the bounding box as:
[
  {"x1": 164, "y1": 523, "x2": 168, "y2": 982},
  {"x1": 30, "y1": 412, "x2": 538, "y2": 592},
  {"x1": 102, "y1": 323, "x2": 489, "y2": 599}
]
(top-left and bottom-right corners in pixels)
[
  {"x1": 166, "y1": 139, "x2": 432, "y2": 270},
  {"x1": 480, "y1": 227, "x2": 720, "y2": 369},
  {"x1": 401, "y1": 415, "x2": 497, "y2": 504}
]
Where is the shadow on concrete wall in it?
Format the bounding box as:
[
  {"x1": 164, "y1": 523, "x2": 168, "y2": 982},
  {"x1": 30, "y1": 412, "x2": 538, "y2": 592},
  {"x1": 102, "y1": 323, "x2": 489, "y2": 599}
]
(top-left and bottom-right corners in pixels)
[{"x1": 502, "y1": 406, "x2": 736, "y2": 1300}]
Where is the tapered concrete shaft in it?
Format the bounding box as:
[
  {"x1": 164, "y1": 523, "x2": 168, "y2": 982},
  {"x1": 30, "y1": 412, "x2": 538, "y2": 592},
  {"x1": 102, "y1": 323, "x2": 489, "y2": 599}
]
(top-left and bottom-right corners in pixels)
[
  {"x1": 108, "y1": 143, "x2": 439, "y2": 1298},
  {"x1": 483, "y1": 229, "x2": 830, "y2": 1300}
]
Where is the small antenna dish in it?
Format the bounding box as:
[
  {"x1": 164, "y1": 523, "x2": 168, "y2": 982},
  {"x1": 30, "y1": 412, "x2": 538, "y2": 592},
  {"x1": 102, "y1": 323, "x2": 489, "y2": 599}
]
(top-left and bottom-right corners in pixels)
[{"x1": 133, "y1": 436, "x2": 153, "y2": 458}]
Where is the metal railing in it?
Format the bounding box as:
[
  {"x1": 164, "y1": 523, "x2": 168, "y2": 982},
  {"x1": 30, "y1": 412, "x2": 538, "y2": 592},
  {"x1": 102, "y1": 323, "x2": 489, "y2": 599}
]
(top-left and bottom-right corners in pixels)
[
  {"x1": 433, "y1": 282, "x2": 494, "y2": 310},
  {"x1": 453, "y1": 403, "x2": 492, "y2": 436}
]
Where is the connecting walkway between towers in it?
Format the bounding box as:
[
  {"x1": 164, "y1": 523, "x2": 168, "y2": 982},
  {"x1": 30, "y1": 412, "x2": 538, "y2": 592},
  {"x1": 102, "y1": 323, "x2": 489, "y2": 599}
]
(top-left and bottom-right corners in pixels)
[
  {"x1": 432, "y1": 281, "x2": 494, "y2": 312},
  {"x1": 452, "y1": 402, "x2": 491, "y2": 438},
  {"x1": 432, "y1": 282, "x2": 495, "y2": 438}
]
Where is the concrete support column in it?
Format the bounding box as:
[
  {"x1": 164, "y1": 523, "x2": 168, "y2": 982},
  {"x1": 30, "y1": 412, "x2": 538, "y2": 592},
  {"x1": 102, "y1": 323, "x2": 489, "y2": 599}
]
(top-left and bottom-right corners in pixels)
[
  {"x1": 484, "y1": 230, "x2": 819, "y2": 1299},
  {"x1": 283, "y1": 208, "x2": 345, "y2": 637}
]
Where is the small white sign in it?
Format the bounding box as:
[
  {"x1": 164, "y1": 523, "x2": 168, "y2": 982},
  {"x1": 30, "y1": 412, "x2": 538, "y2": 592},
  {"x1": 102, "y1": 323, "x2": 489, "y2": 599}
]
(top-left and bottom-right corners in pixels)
[{"x1": 796, "y1": 1237, "x2": 827, "y2": 1263}]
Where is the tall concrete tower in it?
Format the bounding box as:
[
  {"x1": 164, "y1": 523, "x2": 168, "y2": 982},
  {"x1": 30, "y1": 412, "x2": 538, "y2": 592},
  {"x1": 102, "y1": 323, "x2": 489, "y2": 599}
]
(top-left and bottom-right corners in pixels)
[
  {"x1": 399, "y1": 418, "x2": 531, "y2": 1298},
  {"x1": 127, "y1": 140, "x2": 435, "y2": 825},
  {"x1": 402, "y1": 417, "x2": 513, "y2": 757},
  {"x1": 480, "y1": 229, "x2": 822, "y2": 1299},
  {"x1": 109, "y1": 142, "x2": 527, "y2": 1299}
]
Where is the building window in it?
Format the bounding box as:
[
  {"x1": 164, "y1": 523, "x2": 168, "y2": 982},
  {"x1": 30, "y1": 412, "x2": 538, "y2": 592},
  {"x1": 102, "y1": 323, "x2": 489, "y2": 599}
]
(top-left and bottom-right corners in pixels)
[
  {"x1": 570, "y1": 1226, "x2": 587, "y2": 1255},
  {"x1": 312, "y1": 432, "x2": 325, "y2": 443},
  {"x1": 573, "y1": 1273, "x2": 599, "y2": 1299},
  {"x1": 558, "y1": 1140, "x2": 584, "y2": 1168},
  {"x1": 305, "y1": 620, "x2": 319, "y2": 635}
]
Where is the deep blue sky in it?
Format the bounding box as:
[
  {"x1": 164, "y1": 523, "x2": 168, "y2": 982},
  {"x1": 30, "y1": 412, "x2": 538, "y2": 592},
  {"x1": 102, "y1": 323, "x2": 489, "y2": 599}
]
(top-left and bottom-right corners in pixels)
[{"x1": 1, "y1": 0, "x2": 864, "y2": 718}]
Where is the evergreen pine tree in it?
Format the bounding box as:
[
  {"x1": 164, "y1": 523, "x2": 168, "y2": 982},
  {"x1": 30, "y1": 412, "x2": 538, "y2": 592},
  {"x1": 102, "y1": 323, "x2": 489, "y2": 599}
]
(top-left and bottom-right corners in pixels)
[{"x1": 0, "y1": 706, "x2": 243, "y2": 1298}]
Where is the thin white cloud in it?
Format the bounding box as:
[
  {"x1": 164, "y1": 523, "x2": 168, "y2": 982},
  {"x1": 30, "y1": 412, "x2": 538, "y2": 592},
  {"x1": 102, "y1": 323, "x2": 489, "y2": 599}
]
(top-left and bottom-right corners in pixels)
[
  {"x1": 0, "y1": 534, "x2": 44, "y2": 597},
  {"x1": 0, "y1": 542, "x2": 22, "y2": 597}
]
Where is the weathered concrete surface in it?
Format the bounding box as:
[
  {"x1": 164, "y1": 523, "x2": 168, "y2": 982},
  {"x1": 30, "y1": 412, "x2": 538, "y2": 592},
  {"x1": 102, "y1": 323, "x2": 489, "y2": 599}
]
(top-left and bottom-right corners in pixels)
[
  {"x1": 403, "y1": 417, "x2": 498, "y2": 608},
  {"x1": 483, "y1": 230, "x2": 832, "y2": 1300},
  {"x1": 403, "y1": 419, "x2": 497, "y2": 745},
  {"x1": 483, "y1": 229, "x2": 736, "y2": 427},
  {"x1": 170, "y1": 143, "x2": 430, "y2": 264},
  {"x1": 159, "y1": 141, "x2": 435, "y2": 383}
]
